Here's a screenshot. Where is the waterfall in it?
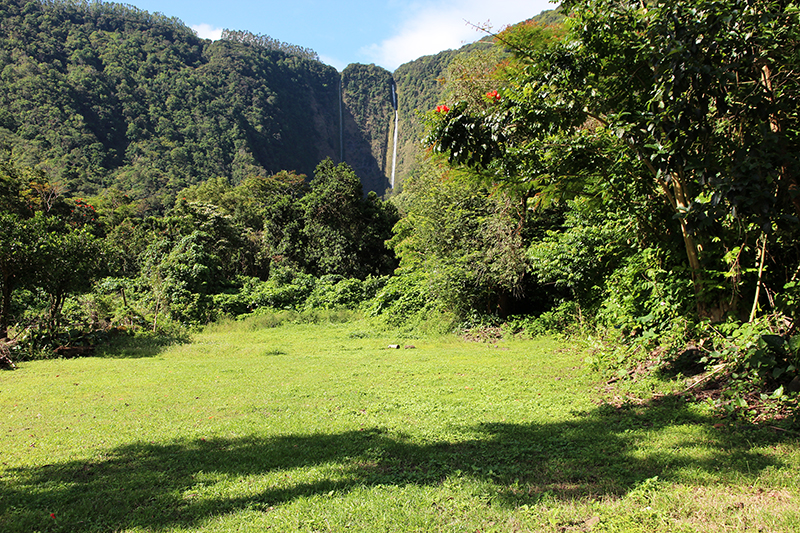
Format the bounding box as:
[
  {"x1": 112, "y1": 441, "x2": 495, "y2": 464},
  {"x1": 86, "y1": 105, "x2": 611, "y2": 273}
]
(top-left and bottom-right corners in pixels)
[{"x1": 390, "y1": 81, "x2": 398, "y2": 189}]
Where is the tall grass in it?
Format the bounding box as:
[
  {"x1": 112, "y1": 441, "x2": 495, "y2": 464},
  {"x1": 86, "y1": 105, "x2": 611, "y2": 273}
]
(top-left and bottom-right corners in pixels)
[{"x1": 1, "y1": 317, "x2": 798, "y2": 532}]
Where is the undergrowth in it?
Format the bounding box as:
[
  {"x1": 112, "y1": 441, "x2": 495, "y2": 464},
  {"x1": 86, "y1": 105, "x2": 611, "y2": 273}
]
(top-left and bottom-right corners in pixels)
[{"x1": 573, "y1": 313, "x2": 799, "y2": 425}]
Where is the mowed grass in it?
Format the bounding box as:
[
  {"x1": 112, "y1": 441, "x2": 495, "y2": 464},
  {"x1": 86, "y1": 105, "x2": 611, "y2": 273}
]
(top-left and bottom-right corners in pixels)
[{"x1": 1, "y1": 318, "x2": 799, "y2": 532}]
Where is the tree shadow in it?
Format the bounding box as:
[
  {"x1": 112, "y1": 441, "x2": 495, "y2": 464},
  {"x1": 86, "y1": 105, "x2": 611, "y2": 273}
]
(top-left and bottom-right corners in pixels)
[
  {"x1": 0, "y1": 395, "x2": 792, "y2": 532},
  {"x1": 655, "y1": 345, "x2": 707, "y2": 379},
  {"x1": 96, "y1": 331, "x2": 191, "y2": 359}
]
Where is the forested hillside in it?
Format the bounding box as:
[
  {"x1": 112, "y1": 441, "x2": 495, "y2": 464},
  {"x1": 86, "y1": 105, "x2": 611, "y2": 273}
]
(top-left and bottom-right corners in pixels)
[
  {"x1": 0, "y1": 0, "x2": 565, "y2": 202},
  {"x1": 0, "y1": 0, "x2": 346, "y2": 208},
  {"x1": 392, "y1": 46, "x2": 483, "y2": 190}
]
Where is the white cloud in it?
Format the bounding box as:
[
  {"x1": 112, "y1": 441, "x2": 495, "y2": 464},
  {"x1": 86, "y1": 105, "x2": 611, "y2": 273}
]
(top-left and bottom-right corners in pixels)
[
  {"x1": 191, "y1": 23, "x2": 224, "y2": 41},
  {"x1": 364, "y1": 0, "x2": 557, "y2": 70}
]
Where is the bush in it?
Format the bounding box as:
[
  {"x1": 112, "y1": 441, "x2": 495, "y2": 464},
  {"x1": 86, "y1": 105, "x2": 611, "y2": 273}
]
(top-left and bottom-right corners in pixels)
[
  {"x1": 596, "y1": 247, "x2": 694, "y2": 336},
  {"x1": 212, "y1": 291, "x2": 250, "y2": 318},
  {"x1": 502, "y1": 301, "x2": 585, "y2": 339},
  {"x1": 698, "y1": 317, "x2": 800, "y2": 416},
  {"x1": 305, "y1": 275, "x2": 363, "y2": 310},
  {"x1": 527, "y1": 199, "x2": 633, "y2": 312},
  {"x1": 239, "y1": 266, "x2": 316, "y2": 311},
  {"x1": 366, "y1": 270, "x2": 433, "y2": 325}
]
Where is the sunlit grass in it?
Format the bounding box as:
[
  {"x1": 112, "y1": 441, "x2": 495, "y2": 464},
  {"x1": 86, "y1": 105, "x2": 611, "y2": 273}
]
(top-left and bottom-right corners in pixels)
[{"x1": 1, "y1": 316, "x2": 798, "y2": 532}]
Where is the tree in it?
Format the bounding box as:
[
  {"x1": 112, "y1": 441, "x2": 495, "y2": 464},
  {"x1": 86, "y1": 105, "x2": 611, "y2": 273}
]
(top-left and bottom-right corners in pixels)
[
  {"x1": 302, "y1": 159, "x2": 370, "y2": 277},
  {"x1": 153, "y1": 230, "x2": 222, "y2": 323},
  {"x1": 0, "y1": 155, "x2": 103, "y2": 338},
  {"x1": 34, "y1": 221, "x2": 105, "y2": 333},
  {"x1": 0, "y1": 211, "x2": 104, "y2": 338},
  {"x1": 301, "y1": 159, "x2": 397, "y2": 279},
  {"x1": 387, "y1": 158, "x2": 532, "y2": 318},
  {"x1": 0, "y1": 213, "x2": 44, "y2": 338},
  {"x1": 428, "y1": 0, "x2": 800, "y2": 320}
]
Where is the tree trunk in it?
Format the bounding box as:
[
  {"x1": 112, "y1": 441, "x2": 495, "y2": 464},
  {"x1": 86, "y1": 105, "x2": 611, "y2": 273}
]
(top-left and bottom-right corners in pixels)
[
  {"x1": 671, "y1": 171, "x2": 731, "y2": 319},
  {"x1": 497, "y1": 291, "x2": 513, "y2": 318},
  {"x1": 0, "y1": 273, "x2": 11, "y2": 339},
  {"x1": 671, "y1": 171, "x2": 703, "y2": 288},
  {"x1": 640, "y1": 155, "x2": 704, "y2": 289},
  {"x1": 761, "y1": 63, "x2": 800, "y2": 220},
  {"x1": 677, "y1": 218, "x2": 702, "y2": 277}
]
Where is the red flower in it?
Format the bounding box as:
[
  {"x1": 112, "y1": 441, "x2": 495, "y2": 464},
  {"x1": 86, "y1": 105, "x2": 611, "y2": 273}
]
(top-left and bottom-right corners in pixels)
[
  {"x1": 486, "y1": 90, "x2": 500, "y2": 101},
  {"x1": 435, "y1": 104, "x2": 450, "y2": 113}
]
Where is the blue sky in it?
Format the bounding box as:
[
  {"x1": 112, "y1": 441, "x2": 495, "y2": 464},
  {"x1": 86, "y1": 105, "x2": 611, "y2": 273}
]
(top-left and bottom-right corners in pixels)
[{"x1": 125, "y1": 0, "x2": 558, "y2": 71}]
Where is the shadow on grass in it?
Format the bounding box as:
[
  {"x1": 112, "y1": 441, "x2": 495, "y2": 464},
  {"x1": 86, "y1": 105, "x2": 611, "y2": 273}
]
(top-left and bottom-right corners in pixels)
[
  {"x1": 0, "y1": 395, "x2": 793, "y2": 532},
  {"x1": 97, "y1": 331, "x2": 191, "y2": 359}
]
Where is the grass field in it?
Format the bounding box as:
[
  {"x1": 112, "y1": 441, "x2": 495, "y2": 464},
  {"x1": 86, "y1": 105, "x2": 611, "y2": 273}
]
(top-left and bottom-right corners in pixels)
[{"x1": 2, "y1": 317, "x2": 799, "y2": 532}]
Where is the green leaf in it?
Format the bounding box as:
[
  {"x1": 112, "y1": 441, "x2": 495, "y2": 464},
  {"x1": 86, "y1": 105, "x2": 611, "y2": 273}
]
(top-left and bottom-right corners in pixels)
[{"x1": 735, "y1": 396, "x2": 749, "y2": 408}]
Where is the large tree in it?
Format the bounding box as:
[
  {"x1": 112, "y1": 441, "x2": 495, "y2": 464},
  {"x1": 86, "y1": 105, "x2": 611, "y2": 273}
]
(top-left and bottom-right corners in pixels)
[
  {"x1": 428, "y1": 0, "x2": 800, "y2": 319},
  {"x1": 301, "y1": 159, "x2": 398, "y2": 279}
]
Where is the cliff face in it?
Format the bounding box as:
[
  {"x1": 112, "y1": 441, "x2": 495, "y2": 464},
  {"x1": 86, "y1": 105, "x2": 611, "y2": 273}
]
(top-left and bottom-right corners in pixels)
[
  {"x1": 340, "y1": 46, "x2": 486, "y2": 195},
  {"x1": 344, "y1": 11, "x2": 563, "y2": 194},
  {"x1": 340, "y1": 64, "x2": 395, "y2": 196}
]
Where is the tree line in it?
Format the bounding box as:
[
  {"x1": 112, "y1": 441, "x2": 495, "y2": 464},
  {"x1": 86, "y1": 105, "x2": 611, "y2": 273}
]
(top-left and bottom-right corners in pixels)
[
  {"x1": 220, "y1": 29, "x2": 320, "y2": 62},
  {"x1": 1, "y1": 156, "x2": 397, "y2": 354}
]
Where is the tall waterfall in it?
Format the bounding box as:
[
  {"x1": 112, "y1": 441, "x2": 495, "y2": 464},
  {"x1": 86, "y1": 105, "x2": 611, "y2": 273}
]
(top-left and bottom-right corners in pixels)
[
  {"x1": 390, "y1": 81, "x2": 398, "y2": 189},
  {"x1": 339, "y1": 76, "x2": 344, "y2": 162}
]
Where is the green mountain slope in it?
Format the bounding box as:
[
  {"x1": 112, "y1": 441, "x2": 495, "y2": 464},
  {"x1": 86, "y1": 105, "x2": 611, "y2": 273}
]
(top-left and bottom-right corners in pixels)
[
  {"x1": 0, "y1": 0, "x2": 340, "y2": 204},
  {"x1": 0, "y1": 0, "x2": 561, "y2": 201},
  {"x1": 392, "y1": 42, "x2": 493, "y2": 191}
]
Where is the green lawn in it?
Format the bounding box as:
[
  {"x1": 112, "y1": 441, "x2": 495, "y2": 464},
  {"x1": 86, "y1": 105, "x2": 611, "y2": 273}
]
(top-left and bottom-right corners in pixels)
[{"x1": 1, "y1": 318, "x2": 798, "y2": 532}]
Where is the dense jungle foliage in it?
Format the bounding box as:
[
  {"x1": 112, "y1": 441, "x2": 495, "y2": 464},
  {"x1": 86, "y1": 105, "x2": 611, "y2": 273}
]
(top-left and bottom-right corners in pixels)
[
  {"x1": 423, "y1": 0, "x2": 800, "y2": 416},
  {"x1": 0, "y1": 155, "x2": 398, "y2": 344},
  {"x1": 1, "y1": 0, "x2": 799, "y2": 420}
]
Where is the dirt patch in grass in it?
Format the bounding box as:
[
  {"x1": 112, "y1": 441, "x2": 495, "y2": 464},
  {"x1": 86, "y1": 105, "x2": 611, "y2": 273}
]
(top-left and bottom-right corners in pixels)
[{"x1": 460, "y1": 326, "x2": 504, "y2": 343}]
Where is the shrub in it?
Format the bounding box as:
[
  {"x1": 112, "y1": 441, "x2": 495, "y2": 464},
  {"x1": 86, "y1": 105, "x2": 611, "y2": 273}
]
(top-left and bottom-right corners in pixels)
[
  {"x1": 698, "y1": 317, "x2": 800, "y2": 416},
  {"x1": 366, "y1": 270, "x2": 432, "y2": 324},
  {"x1": 596, "y1": 247, "x2": 694, "y2": 336},
  {"x1": 305, "y1": 275, "x2": 361, "y2": 310},
  {"x1": 239, "y1": 266, "x2": 316, "y2": 311}
]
